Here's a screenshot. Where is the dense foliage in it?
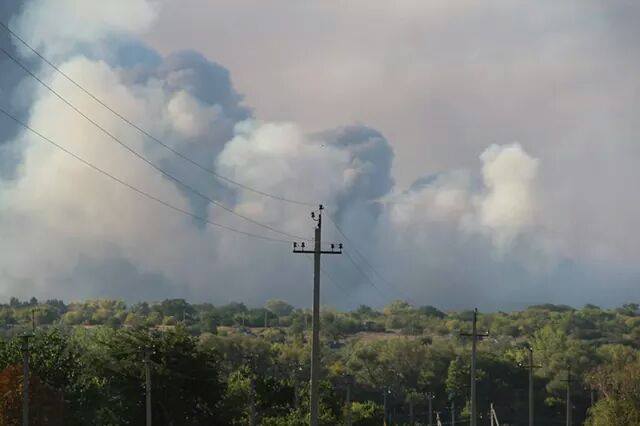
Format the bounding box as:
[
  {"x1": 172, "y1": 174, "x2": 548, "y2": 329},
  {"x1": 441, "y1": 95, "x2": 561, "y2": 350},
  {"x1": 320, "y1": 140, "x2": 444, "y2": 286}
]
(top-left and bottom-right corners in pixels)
[{"x1": 0, "y1": 298, "x2": 639, "y2": 425}]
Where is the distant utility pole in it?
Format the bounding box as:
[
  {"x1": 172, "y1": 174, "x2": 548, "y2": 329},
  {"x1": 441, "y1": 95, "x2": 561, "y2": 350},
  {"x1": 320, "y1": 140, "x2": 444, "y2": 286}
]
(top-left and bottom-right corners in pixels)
[
  {"x1": 519, "y1": 346, "x2": 542, "y2": 426},
  {"x1": 450, "y1": 399, "x2": 455, "y2": 426},
  {"x1": 561, "y1": 365, "x2": 573, "y2": 426},
  {"x1": 460, "y1": 308, "x2": 489, "y2": 426},
  {"x1": 426, "y1": 393, "x2": 434, "y2": 426},
  {"x1": 409, "y1": 397, "x2": 415, "y2": 425},
  {"x1": 383, "y1": 388, "x2": 390, "y2": 426},
  {"x1": 292, "y1": 204, "x2": 342, "y2": 426},
  {"x1": 20, "y1": 333, "x2": 33, "y2": 426},
  {"x1": 249, "y1": 376, "x2": 257, "y2": 426},
  {"x1": 144, "y1": 349, "x2": 152, "y2": 426},
  {"x1": 345, "y1": 375, "x2": 353, "y2": 426},
  {"x1": 31, "y1": 308, "x2": 37, "y2": 332}
]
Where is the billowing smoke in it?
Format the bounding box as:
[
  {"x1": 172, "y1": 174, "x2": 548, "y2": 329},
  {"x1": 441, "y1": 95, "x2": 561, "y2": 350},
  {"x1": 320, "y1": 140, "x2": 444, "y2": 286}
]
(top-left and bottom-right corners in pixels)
[
  {"x1": 475, "y1": 143, "x2": 539, "y2": 251},
  {"x1": 0, "y1": 0, "x2": 638, "y2": 310}
]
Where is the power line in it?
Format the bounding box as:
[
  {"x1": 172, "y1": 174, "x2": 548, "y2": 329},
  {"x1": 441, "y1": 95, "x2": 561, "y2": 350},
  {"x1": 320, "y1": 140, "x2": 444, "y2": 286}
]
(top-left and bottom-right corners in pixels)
[
  {"x1": 0, "y1": 21, "x2": 315, "y2": 208},
  {"x1": 0, "y1": 46, "x2": 310, "y2": 242},
  {"x1": 0, "y1": 107, "x2": 292, "y2": 244},
  {"x1": 326, "y1": 214, "x2": 409, "y2": 301},
  {"x1": 320, "y1": 260, "x2": 359, "y2": 303},
  {"x1": 342, "y1": 249, "x2": 386, "y2": 296}
]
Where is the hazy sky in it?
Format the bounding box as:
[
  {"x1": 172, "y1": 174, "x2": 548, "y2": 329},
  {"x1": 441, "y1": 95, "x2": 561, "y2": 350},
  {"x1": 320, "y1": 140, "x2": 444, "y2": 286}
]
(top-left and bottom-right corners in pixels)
[{"x1": 0, "y1": 1, "x2": 639, "y2": 310}]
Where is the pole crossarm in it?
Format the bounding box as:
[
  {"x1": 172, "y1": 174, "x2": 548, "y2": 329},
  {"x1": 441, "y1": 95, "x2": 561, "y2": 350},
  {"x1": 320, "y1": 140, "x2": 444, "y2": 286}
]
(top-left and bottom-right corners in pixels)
[
  {"x1": 293, "y1": 243, "x2": 342, "y2": 255},
  {"x1": 293, "y1": 249, "x2": 343, "y2": 255}
]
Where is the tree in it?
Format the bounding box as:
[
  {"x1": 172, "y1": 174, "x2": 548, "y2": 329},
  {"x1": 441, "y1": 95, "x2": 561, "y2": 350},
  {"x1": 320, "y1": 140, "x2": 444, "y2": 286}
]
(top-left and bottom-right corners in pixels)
[
  {"x1": 0, "y1": 364, "x2": 64, "y2": 425},
  {"x1": 585, "y1": 345, "x2": 640, "y2": 426},
  {"x1": 446, "y1": 356, "x2": 468, "y2": 405},
  {"x1": 265, "y1": 300, "x2": 294, "y2": 317},
  {"x1": 73, "y1": 327, "x2": 224, "y2": 425}
]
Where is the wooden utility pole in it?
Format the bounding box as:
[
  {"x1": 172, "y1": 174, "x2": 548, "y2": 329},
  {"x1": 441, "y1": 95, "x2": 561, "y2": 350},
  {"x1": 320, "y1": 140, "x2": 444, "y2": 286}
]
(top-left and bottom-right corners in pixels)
[
  {"x1": 249, "y1": 377, "x2": 256, "y2": 426},
  {"x1": 20, "y1": 333, "x2": 33, "y2": 426},
  {"x1": 409, "y1": 397, "x2": 414, "y2": 425},
  {"x1": 383, "y1": 389, "x2": 389, "y2": 426},
  {"x1": 451, "y1": 399, "x2": 455, "y2": 426},
  {"x1": 144, "y1": 349, "x2": 152, "y2": 426},
  {"x1": 460, "y1": 308, "x2": 489, "y2": 426},
  {"x1": 345, "y1": 376, "x2": 352, "y2": 426},
  {"x1": 519, "y1": 346, "x2": 542, "y2": 426},
  {"x1": 562, "y1": 365, "x2": 573, "y2": 426},
  {"x1": 293, "y1": 204, "x2": 342, "y2": 426},
  {"x1": 426, "y1": 393, "x2": 434, "y2": 426}
]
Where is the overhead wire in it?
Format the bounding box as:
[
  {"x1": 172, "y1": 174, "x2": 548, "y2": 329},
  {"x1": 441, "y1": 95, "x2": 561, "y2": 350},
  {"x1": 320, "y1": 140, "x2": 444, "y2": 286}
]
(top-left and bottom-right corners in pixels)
[
  {"x1": 0, "y1": 106, "x2": 292, "y2": 245},
  {"x1": 299, "y1": 252, "x2": 356, "y2": 305},
  {"x1": 319, "y1": 260, "x2": 357, "y2": 302},
  {"x1": 342, "y1": 249, "x2": 388, "y2": 299},
  {"x1": 0, "y1": 21, "x2": 315, "y2": 208},
  {"x1": 0, "y1": 46, "x2": 311, "y2": 242},
  {"x1": 326, "y1": 214, "x2": 411, "y2": 302}
]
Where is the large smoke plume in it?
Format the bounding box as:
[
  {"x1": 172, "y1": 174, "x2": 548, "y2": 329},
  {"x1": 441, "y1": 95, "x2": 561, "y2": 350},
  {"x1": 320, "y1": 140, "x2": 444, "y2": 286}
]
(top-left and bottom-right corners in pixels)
[{"x1": 0, "y1": 0, "x2": 638, "y2": 310}]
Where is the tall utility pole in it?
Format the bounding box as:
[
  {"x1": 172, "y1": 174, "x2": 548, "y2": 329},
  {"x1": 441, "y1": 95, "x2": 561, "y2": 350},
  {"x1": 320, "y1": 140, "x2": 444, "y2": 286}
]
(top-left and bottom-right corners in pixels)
[
  {"x1": 460, "y1": 308, "x2": 489, "y2": 426},
  {"x1": 409, "y1": 398, "x2": 414, "y2": 425},
  {"x1": 451, "y1": 400, "x2": 455, "y2": 426},
  {"x1": 383, "y1": 389, "x2": 389, "y2": 426},
  {"x1": 562, "y1": 365, "x2": 573, "y2": 426},
  {"x1": 519, "y1": 346, "x2": 542, "y2": 426},
  {"x1": 20, "y1": 333, "x2": 33, "y2": 426},
  {"x1": 345, "y1": 375, "x2": 353, "y2": 426},
  {"x1": 529, "y1": 349, "x2": 534, "y2": 426},
  {"x1": 31, "y1": 308, "x2": 37, "y2": 332},
  {"x1": 144, "y1": 349, "x2": 152, "y2": 426},
  {"x1": 249, "y1": 377, "x2": 256, "y2": 426},
  {"x1": 426, "y1": 393, "x2": 434, "y2": 426},
  {"x1": 293, "y1": 204, "x2": 342, "y2": 426}
]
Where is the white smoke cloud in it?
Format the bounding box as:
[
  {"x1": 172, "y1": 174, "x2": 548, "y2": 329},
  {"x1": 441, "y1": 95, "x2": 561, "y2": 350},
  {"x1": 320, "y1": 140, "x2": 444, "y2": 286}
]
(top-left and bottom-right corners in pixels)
[
  {"x1": 389, "y1": 143, "x2": 540, "y2": 254},
  {"x1": 474, "y1": 143, "x2": 539, "y2": 251}
]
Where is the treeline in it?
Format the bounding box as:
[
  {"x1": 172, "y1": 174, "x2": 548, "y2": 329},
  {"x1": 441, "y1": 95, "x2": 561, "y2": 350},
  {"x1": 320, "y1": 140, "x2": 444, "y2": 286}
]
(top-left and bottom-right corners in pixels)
[{"x1": 0, "y1": 298, "x2": 639, "y2": 424}]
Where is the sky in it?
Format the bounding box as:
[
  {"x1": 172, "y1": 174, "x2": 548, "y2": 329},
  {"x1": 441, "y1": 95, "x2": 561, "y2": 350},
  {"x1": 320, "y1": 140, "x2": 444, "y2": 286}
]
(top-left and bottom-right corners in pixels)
[{"x1": 0, "y1": 0, "x2": 638, "y2": 310}]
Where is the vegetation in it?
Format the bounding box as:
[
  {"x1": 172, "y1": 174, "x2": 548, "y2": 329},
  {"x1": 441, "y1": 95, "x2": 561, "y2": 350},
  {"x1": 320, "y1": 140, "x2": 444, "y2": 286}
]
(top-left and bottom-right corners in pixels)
[{"x1": 0, "y1": 297, "x2": 639, "y2": 424}]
